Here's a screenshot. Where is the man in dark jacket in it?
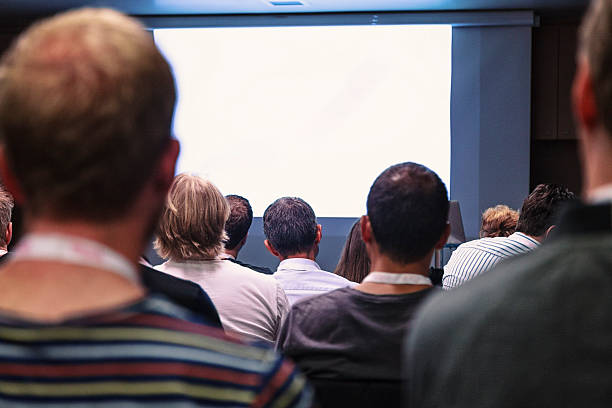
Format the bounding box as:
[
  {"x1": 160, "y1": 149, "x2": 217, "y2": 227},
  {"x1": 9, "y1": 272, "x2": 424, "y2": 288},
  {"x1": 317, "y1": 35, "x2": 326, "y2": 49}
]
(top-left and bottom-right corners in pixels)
[{"x1": 406, "y1": 1, "x2": 612, "y2": 407}]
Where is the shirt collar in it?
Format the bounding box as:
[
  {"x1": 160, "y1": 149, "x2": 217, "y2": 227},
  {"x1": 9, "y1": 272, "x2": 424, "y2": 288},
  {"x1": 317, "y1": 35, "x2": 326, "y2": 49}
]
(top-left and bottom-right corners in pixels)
[
  {"x1": 509, "y1": 232, "x2": 541, "y2": 248},
  {"x1": 588, "y1": 183, "x2": 612, "y2": 204},
  {"x1": 277, "y1": 258, "x2": 322, "y2": 272}
]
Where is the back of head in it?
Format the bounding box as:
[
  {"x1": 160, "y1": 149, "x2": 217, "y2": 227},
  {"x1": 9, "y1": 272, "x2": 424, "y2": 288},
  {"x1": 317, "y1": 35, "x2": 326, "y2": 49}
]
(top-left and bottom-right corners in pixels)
[
  {"x1": 480, "y1": 205, "x2": 519, "y2": 238},
  {"x1": 579, "y1": 0, "x2": 612, "y2": 135},
  {"x1": 367, "y1": 162, "x2": 449, "y2": 264},
  {"x1": 0, "y1": 186, "x2": 13, "y2": 248},
  {"x1": 0, "y1": 8, "x2": 175, "y2": 220},
  {"x1": 515, "y1": 184, "x2": 576, "y2": 237},
  {"x1": 155, "y1": 174, "x2": 229, "y2": 261},
  {"x1": 263, "y1": 197, "x2": 317, "y2": 258},
  {"x1": 224, "y1": 195, "x2": 253, "y2": 251},
  {"x1": 334, "y1": 219, "x2": 371, "y2": 283}
]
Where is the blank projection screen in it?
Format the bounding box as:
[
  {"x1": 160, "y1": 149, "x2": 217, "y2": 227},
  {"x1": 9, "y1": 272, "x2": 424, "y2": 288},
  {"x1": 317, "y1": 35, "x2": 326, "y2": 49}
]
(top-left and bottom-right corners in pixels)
[{"x1": 154, "y1": 25, "x2": 451, "y2": 217}]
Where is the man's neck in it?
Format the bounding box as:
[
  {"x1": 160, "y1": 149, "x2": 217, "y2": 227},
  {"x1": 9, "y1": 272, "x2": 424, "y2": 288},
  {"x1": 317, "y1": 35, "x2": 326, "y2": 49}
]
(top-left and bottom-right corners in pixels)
[
  {"x1": 223, "y1": 248, "x2": 239, "y2": 259},
  {"x1": 581, "y1": 127, "x2": 612, "y2": 198},
  {"x1": 0, "y1": 217, "x2": 147, "y2": 321},
  {"x1": 282, "y1": 253, "x2": 316, "y2": 262},
  {"x1": 25, "y1": 217, "x2": 146, "y2": 265}
]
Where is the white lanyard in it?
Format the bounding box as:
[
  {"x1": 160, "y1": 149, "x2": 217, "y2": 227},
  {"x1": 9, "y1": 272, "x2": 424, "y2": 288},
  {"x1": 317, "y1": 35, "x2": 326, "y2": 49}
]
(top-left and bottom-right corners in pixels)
[
  {"x1": 362, "y1": 271, "x2": 432, "y2": 286},
  {"x1": 12, "y1": 233, "x2": 139, "y2": 284}
]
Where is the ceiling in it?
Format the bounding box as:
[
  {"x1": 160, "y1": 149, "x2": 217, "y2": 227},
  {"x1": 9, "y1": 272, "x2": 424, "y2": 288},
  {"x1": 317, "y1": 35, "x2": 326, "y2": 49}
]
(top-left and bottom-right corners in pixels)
[{"x1": 0, "y1": 0, "x2": 590, "y2": 18}]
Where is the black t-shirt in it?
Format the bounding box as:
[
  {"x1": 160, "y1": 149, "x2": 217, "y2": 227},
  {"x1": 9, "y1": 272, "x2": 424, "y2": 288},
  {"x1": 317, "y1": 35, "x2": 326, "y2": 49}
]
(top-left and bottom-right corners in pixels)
[{"x1": 277, "y1": 286, "x2": 437, "y2": 381}]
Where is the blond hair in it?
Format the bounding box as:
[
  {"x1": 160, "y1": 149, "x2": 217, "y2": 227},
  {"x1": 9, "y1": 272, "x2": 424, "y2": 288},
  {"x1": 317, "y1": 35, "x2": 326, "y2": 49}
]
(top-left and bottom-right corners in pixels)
[
  {"x1": 155, "y1": 174, "x2": 230, "y2": 261},
  {"x1": 480, "y1": 205, "x2": 519, "y2": 238},
  {"x1": 0, "y1": 8, "x2": 175, "y2": 220}
]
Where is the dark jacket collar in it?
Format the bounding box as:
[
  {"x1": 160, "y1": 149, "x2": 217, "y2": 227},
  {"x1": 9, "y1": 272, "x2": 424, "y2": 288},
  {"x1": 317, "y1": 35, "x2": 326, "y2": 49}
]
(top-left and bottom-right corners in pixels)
[{"x1": 554, "y1": 202, "x2": 612, "y2": 237}]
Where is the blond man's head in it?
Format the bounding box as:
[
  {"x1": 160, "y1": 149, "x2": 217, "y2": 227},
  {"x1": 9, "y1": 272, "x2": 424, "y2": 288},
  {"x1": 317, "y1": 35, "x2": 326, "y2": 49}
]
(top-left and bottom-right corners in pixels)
[
  {"x1": 0, "y1": 8, "x2": 176, "y2": 220},
  {"x1": 155, "y1": 174, "x2": 230, "y2": 262}
]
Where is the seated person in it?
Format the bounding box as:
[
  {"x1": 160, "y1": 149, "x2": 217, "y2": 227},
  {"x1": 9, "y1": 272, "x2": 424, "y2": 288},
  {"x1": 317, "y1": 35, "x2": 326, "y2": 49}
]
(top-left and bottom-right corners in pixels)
[
  {"x1": 479, "y1": 204, "x2": 519, "y2": 238},
  {"x1": 0, "y1": 8, "x2": 310, "y2": 406},
  {"x1": 0, "y1": 186, "x2": 13, "y2": 257},
  {"x1": 442, "y1": 184, "x2": 575, "y2": 290},
  {"x1": 276, "y1": 162, "x2": 450, "y2": 408},
  {"x1": 222, "y1": 194, "x2": 272, "y2": 274},
  {"x1": 155, "y1": 174, "x2": 289, "y2": 343},
  {"x1": 263, "y1": 197, "x2": 354, "y2": 305},
  {"x1": 333, "y1": 219, "x2": 371, "y2": 283}
]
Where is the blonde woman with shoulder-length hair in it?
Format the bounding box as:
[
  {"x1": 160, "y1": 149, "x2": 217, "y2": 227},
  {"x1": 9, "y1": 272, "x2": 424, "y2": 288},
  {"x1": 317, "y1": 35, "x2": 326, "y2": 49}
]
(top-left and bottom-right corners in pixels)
[{"x1": 155, "y1": 174, "x2": 289, "y2": 343}]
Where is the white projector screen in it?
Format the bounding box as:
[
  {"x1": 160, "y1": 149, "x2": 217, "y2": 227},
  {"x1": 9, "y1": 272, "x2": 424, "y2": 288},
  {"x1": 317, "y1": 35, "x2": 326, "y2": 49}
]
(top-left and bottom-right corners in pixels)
[{"x1": 154, "y1": 25, "x2": 451, "y2": 217}]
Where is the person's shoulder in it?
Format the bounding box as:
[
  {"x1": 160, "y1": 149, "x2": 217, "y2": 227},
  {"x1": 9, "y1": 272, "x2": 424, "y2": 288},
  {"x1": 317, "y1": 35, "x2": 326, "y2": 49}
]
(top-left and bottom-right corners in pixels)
[
  {"x1": 220, "y1": 259, "x2": 281, "y2": 286},
  {"x1": 127, "y1": 295, "x2": 313, "y2": 405},
  {"x1": 232, "y1": 258, "x2": 274, "y2": 275},
  {"x1": 419, "y1": 236, "x2": 586, "y2": 334},
  {"x1": 291, "y1": 287, "x2": 354, "y2": 314}
]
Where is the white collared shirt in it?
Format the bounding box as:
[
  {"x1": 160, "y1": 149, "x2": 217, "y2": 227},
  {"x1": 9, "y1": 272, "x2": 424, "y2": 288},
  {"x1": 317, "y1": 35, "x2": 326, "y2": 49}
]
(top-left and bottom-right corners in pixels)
[
  {"x1": 273, "y1": 258, "x2": 356, "y2": 305},
  {"x1": 442, "y1": 232, "x2": 540, "y2": 290}
]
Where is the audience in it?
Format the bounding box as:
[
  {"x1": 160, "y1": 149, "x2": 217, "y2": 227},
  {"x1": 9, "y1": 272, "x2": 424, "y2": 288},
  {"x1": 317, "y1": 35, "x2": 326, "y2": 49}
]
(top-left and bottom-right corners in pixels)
[
  {"x1": 0, "y1": 9, "x2": 310, "y2": 406},
  {"x1": 222, "y1": 194, "x2": 273, "y2": 274},
  {"x1": 334, "y1": 219, "x2": 371, "y2": 283},
  {"x1": 155, "y1": 174, "x2": 289, "y2": 343},
  {"x1": 0, "y1": 186, "x2": 13, "y2": 257},
  {"x1": 442, "y1": 183, "x2": 575, "y2": 289},
  {"x1": 263, "y1": 197, "x2": 354, "y2": 305},
  {"x1": 479, "y1": 204, "x2": 519, "y2": 238},
  {"x1": 277, "y1": 162, "x2": 450, "y2": 408},
  {"x1": 406, "y1": 1, "x2": 612, "y2": 406}
]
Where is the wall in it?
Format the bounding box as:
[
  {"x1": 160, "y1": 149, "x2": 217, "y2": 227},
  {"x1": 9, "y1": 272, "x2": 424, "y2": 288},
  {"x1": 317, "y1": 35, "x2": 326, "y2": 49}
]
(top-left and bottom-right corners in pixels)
[
  {"x1": 530, "y1": 22, "x2": 583, "y2": 195},
  {"x1": 450, "y1": 25, "x2": 533, "y2": 239}
]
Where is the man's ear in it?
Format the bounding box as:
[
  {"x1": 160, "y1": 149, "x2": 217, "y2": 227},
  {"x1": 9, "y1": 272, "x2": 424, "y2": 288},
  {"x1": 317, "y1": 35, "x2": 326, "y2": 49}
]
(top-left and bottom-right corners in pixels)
[
  {"x1": 544, "y1": 225, "x2": 556, "y2": 240},
  {"x1": 154, "y1": 138, "x2": 180, "y2": 194},
  {"x1": 5, "y1": 222, "x2": 12, "y2": 247},
  {"x1": 572, "y1": 59, "x2": 599, "y2": 132},
  {"x1": 264, "y1": 239, "x2": 281, "y2": 258},
  {"x1": 360, "y1": 215, "x2": 373, "y2": 244},
  {"x1": 314, "y1": 224, "x2": 322, "y2": 244},
  {"x1": 434, "y1": 223, "x2": 451, "y2": 250},
  {"x1": 0, "y1": 146, "x2": 25, "y2": 205}
]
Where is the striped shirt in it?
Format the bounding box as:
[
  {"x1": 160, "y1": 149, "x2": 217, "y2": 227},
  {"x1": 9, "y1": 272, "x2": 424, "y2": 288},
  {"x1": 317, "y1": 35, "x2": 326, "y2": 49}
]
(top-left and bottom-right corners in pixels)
[
  {"x1": 0, "y1": 294, "x2": 312, "y2": 407},
  {"x1": 442, "y1": 232, "x2": 539, "y2": 290}
]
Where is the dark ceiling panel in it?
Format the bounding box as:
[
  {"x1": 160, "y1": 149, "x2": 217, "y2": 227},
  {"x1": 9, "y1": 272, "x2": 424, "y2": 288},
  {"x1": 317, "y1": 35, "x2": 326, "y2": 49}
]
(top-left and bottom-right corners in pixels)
[{"x1": 0, "y1": 0, "x2": 590, "y2": 17}]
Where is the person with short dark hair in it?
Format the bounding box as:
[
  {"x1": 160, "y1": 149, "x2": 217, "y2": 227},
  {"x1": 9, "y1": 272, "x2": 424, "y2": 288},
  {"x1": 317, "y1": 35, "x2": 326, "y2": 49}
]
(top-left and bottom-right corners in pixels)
[
  {"x1": 277, "y1": 162, "x2": 450, "y2": 408},
  {"x1": 443, "y1": 183, "x2": 575, "y2": 290},
  {"x1": 406, "y1": 1, "x2": 612, "y2": 406},
  {"x1": 222, "y1": 194, "x2": 272, "y2": 274},
  {"x1": 333, "y1": 219, "x2": 371, "y2": 283},
  {"x1": 0, "y1": 9, "x2": 311, "y2": 406},
  {"x1": 264, "y1": 197, "x2": 353, "y2": 304}
]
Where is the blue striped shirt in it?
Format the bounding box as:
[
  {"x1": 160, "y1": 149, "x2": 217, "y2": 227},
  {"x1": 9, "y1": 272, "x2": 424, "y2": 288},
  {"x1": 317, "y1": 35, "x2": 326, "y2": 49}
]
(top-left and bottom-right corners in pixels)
[{"x1": 442, "y1": 232, "x2": 539, "y2": 290}]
